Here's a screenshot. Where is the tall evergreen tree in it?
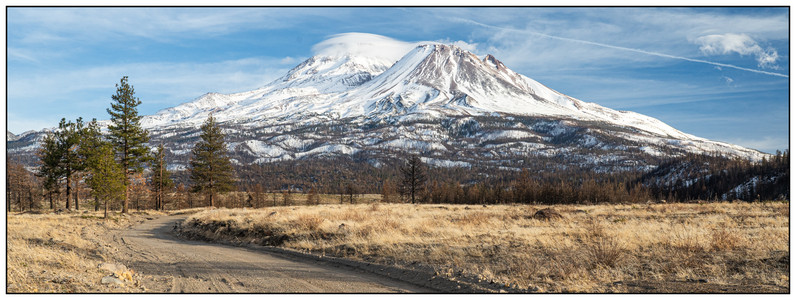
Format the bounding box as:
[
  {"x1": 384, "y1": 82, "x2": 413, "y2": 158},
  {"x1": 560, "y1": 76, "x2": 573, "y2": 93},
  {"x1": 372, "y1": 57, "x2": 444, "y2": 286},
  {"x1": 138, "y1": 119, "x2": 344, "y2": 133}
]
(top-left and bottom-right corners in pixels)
[
  {"x1": 106, "y1": 76, "x2": 150, "y2": 213},
  {"x1": 35, "y1": 119, "x2": 84, "y2": 211},
  {"x1": 57, "y1": 118, "x2": 85, "y2": 210},
  {"x1": 189, "y1": 115, "x2": 235, "y2": 207},
  {"x1": 36, "y1": 131, "x2": 63, "y2": 210},
  {"x1": 86, "y1": 143, "x2": 126, "y2": 219},
  {"x1": 400, "y1": 154, "x2": 427, "y2": 204},
  {"x1": 79, "y1": 119, "x2": 105, "y2": 211},
  {"x1": 149, "y1": 143, "x2": 174, "y2": 210}
]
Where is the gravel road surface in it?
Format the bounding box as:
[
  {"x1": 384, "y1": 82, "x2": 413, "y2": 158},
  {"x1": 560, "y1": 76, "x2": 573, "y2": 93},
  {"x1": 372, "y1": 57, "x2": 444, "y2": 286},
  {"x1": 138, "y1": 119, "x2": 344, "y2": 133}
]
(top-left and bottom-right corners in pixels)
[{"x1": 112, "y1": 215, "x2": 435, "y2": 293}]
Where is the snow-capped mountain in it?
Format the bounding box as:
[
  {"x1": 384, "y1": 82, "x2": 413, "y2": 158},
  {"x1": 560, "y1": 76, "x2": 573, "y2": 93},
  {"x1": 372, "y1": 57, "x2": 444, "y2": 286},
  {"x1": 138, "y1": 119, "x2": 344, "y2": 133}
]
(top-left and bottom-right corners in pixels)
[{"x1": 8, "y1": 33, "x2": 767, "y2": 172}]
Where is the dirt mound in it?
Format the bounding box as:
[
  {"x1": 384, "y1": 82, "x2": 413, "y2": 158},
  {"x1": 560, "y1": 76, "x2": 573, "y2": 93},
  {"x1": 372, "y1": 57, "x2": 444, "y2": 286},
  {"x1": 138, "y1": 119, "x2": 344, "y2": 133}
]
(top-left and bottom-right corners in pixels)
[{"x1": 532, "y1": 208, "x2": 563, "y2": 220}]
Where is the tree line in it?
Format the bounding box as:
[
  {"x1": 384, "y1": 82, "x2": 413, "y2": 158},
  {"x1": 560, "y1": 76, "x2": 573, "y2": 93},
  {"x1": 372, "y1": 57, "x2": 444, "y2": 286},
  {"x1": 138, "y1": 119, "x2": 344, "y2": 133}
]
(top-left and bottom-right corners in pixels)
[
  {"x1": 5, "y1": 77, "x2": 790, "y2": 212},
  {"x1": 7, "y1": 76, "x2": 235, "y2": 217},
  {"x1": 641, "y1": 151, "x2": 790, "y2": 202}
]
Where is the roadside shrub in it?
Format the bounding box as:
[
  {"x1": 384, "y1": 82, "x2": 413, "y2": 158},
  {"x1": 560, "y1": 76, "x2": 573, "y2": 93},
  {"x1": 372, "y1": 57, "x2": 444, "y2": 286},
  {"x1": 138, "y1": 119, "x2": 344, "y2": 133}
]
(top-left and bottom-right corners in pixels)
[{"x1": 293, "y1": 214, "x2": 324, "y2": 231}]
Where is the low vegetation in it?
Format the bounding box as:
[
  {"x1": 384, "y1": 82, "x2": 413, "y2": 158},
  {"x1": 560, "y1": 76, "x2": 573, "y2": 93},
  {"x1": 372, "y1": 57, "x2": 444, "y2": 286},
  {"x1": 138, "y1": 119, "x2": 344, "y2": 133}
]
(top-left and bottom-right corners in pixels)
[
  {"x1": 178, "y1": 201, "x2": 789, "y2": 292},
  {"x1": 6, "y1": 211, "x2": 161, "y2": 293}
]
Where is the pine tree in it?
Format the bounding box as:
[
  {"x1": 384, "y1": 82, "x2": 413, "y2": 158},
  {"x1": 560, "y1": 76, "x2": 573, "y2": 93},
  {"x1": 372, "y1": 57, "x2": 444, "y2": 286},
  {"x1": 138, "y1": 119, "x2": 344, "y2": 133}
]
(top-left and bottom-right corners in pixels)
[
  {"x1": 107, "y1": 76, "x2": 150, "y2": 213},
  {"x1": 149, "y1": 143, "x2": 174, "y2": 210},
  {"x1": 189, "y1": 115, "x2": 235, "y2": 207},
  {"x1": 78, "y1": 119, "x2": 105, "y2": 211},
  {"x1": 33, "y1": 119, "x2": 85, "y2": 211},
  {"x1": 400, "y1": 154, "x2": 427, "y2": 204},
  {"x1": 85, "y1": 143, "x2": 126, "y2": 219},
  {"x1": 57, "y1": 118, "x2": 86, "y2": 210},
  {"x1": 36, "y1": 130, "x2": 67, "y2": 211}
]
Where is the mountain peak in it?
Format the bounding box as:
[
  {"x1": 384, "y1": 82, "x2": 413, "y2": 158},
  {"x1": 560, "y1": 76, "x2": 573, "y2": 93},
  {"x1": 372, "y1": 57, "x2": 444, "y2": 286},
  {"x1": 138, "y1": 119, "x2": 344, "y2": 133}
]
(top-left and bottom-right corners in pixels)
[
  {"x1": 483, "y1": 54, "x2": 507, "y2": 71},
  {"x1": 275, "y1": 54, "x2": 394, "y2": 93},
  {"x1": 126, "y1": 34, "x2": 765, "y2": 165}
]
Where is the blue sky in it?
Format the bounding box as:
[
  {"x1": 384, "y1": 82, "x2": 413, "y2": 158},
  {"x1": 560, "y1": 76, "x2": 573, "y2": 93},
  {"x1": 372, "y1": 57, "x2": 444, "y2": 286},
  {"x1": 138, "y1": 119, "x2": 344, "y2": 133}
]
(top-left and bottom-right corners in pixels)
[{"x1": 6, "y1": 7, "x2": 789, "y2": 153}]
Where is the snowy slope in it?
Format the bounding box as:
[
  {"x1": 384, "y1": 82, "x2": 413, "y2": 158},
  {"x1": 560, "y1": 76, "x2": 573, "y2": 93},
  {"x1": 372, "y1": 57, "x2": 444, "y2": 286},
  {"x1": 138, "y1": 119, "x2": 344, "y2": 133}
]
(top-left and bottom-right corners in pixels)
[{"x1": 141, "y1": 42, "x2": 697, "y2": 142}]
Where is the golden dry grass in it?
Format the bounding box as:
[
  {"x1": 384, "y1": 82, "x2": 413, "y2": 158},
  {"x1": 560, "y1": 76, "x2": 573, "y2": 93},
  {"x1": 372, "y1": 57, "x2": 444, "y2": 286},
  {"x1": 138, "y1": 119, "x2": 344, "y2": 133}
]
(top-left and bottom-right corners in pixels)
[
  {"x1": 183, "y1": 201, "x2": 790, "y2": 292},
  {"x1": 6, "y1": 210, "x2": 164, "y2": 293},
  {"x1": 212, "y1": 191, "x2": 383, "y2": 208}
]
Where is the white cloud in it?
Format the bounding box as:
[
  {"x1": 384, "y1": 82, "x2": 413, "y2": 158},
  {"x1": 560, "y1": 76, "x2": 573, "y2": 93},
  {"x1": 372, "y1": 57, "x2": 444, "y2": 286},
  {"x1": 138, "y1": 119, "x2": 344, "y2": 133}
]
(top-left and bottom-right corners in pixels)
[
  {"x1": 722, "y1": 76, "x2": 735, "y2": 86},
  {"x1": 451, "y1": 40, "x2": 479, "y2": 53},
  {"x1": 311, "y1": 32, "x2": 422, "y2": 62},
  {"x1": 449, "y1": 15, "x2": 787, "y2": 78},
  {"x1": 435, "y1": 39, "x2": 480, "y2": 54},
  {"x1": 429, "y1": 8, "x2": 787, "y2": 80},
  {"x1": 311, "y1": 33, "x2": 482, "y2": 63},
  {"x1": 695, "y1": 33, "x2": 779, "y2": 69}
]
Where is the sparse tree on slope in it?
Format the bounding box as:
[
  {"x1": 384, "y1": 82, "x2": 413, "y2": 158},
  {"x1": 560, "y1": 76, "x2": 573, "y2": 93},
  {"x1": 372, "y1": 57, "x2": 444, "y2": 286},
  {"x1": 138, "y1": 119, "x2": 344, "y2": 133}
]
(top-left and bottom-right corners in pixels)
[
  {"x1": 189, "y1": 115, "x2": 235, "y2": 207},
  {"x1": 400, "y1": 154, "x2": 427, "y2": 204},
  {"x1": 107, "y1": 76, "x2": 150, "y2": 213},
  {"x1": 380, "y1": 179, "x2": 397, "y2": 203},
  {"x1": 7, "y1": 159, "x2": 36, "y2": 212},
  {"x1": 307, "y1": 185, "x2": 320, "y2": 205}
]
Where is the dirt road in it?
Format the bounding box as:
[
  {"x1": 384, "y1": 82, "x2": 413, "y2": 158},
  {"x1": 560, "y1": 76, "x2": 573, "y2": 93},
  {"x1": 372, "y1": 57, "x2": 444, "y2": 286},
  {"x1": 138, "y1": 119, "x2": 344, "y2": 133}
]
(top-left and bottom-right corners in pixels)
[{"x1": 111, "y1": 215, "x2": 435, "y2": 293}]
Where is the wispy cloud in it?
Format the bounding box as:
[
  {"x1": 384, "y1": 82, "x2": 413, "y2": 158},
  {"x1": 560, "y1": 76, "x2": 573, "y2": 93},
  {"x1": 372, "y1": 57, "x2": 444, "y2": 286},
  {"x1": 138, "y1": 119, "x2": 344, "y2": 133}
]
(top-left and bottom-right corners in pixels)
[
  {"x1": 7, "y1": 47, "x2": 40, "y2": 63},
  {"x1": 451, "y1": 17, "x2": 788, "y2": 78},
  {"x1": 9, "y1": 8, "x2": 288, "y2": 42},
  {"x1": 695, "y1": 33, "x2": 779, "y2": 69},
  {"x1": 534, "y1": 72, "x2": 781, "y2": 110},
  {"x1": 721, "y1": 76, "x2": 736, "y2": 87}
]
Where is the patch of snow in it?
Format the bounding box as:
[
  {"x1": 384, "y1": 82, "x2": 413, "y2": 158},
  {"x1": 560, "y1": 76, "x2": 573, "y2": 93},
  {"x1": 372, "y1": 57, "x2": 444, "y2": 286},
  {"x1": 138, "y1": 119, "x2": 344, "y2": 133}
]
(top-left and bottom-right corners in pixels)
[{"x1": 420, "y1": 157, "x2": 471, "y2": 168}]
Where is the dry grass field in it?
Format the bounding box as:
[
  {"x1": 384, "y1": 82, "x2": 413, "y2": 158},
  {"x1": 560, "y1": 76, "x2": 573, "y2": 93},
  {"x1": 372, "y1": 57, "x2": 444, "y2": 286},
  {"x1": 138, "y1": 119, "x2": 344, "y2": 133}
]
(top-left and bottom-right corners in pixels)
[
  {"x1": 6, "y1": 211, "x2": 163, "y2": 293},
  {"x1": 180, "y1": 201, "x2": 790, "y2": 292}
]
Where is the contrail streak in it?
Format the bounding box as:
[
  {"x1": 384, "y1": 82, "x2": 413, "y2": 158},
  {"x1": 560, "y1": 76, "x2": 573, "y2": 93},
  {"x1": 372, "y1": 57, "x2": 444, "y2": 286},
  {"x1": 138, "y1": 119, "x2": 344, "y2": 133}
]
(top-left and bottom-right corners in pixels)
[{"x1": 455, "y1": 18, "x2": 788, "y2": 78}]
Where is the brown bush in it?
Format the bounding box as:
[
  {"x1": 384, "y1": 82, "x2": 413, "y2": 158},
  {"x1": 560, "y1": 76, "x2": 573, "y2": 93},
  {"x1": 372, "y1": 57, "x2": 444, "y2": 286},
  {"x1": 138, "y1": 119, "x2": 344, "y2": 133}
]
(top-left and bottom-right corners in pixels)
[
  {"x1": 533, "y1": 208, "x2": 563, "y2": 220},
  {"x1": 710, "y1": 228, "x2": 743, "y2": 251},
  {"x1": 293, "y1": 214, "x2": 324, "y2": 231},
  {"x1": 583, "y1": 236, "x2": 625, "y2": 268}
]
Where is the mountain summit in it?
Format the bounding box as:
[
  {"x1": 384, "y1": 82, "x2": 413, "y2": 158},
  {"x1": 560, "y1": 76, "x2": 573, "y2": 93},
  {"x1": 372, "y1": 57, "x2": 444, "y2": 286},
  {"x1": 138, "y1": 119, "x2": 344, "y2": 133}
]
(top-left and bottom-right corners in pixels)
[{"x1": 9, "y1": 34, "x2": 766, "y2": 171}]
